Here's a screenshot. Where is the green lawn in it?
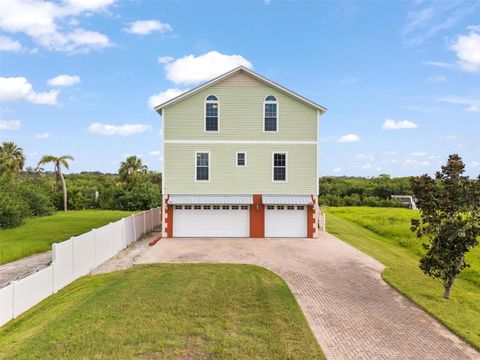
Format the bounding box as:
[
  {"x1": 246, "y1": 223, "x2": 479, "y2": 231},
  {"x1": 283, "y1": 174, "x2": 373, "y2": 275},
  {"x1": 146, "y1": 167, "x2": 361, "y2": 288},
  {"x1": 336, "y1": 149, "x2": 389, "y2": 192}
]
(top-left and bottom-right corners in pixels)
[
  {"x1": 326, "y1": 206, "x2": 480, "y2": 349},
  {"x1": 0, "y1": 210, "x2": 133, "y2": 265},
  {"x1": 0, "y1": 264, "x2": 324, "y2": 360}
]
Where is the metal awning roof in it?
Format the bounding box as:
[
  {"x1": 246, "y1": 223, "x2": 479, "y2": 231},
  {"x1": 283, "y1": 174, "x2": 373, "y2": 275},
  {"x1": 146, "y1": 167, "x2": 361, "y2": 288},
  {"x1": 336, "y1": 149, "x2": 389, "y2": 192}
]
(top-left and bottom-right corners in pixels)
[
  {"x1": 168, "y1": 195, "x2": 253, "y2": 205},
  {"x1": 262, "y1": 195, "x2": 313, "y2": 205}
]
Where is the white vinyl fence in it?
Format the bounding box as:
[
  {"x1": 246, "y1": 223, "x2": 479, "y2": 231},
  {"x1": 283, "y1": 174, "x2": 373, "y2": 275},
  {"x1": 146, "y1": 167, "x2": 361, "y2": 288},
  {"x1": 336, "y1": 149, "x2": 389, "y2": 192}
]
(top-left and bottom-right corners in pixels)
[{"x1": 0, "y1": 207, "x2": 161, "y2": 327}]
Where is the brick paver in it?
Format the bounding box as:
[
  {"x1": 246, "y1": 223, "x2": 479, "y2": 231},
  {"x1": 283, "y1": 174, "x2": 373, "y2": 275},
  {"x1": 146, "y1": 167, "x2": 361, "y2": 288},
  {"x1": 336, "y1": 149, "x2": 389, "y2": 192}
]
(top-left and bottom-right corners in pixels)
[{"x1": 136, "y1": 234, "x2": 480, "y2": 360}]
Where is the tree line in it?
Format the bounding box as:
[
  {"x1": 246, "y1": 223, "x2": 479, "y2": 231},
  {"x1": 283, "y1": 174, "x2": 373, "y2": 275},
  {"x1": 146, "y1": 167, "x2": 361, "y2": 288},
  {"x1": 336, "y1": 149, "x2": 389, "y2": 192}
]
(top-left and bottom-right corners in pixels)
[
  {"x1": 319, "y1": 175, "x2": 413, "y2": 207},
  {"x1": 0, "y1": 141, "x2": 161, "y2": 229}
]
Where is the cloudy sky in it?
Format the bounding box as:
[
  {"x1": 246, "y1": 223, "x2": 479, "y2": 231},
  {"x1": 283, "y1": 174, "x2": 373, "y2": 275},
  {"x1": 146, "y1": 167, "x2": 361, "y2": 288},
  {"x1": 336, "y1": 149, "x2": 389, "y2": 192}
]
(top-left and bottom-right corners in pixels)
[{"x1": 0, "y1": 0, "x2": 479, "y2": 177}]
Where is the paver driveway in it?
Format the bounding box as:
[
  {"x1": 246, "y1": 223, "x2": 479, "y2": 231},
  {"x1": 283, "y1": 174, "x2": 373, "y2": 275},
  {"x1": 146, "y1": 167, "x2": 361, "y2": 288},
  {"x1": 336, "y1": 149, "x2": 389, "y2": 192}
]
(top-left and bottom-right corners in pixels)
[{"x1": 136, "y1": 233, "x2": 480, "y2": 360}]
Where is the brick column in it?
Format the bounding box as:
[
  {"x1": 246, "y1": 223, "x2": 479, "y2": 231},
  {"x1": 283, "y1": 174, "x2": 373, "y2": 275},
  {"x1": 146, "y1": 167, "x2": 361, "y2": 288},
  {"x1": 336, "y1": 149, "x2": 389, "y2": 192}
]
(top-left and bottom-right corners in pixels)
[
  {"x1": 307, "y1": 195, "x2": 317, "y2": 238},
  {"x1": 162, "y1": 195, "x2": 173, "y2": 238},
  {"x1": 250, "y1": 194, "x2": 264, "y2": 238}
]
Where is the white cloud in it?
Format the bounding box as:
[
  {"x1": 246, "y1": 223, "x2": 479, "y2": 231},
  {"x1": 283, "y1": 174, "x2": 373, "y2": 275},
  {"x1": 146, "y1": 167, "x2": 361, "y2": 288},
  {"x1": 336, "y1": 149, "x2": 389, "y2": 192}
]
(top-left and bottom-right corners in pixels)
[
  {"x1": 47, "y1": 74, "x2": 80, "y2": 87},
  {"x1": 423, "y1": 61, "x2": 455, "y2": 69},
  {"x1": 0, "y1": 0, "x2": 114, "y2": 52},
  {"x1": 164, "y1": 51, "x2": 253, "y2": 85},
  {"x1": 148, "y1": 88, "x2": 187, "y2": 108},
  {"x1": 470, "y1": 161, "x2": 480, "y2": 168},
  {"x1": 157, "y1": 56, "x2": 174, "y2": 64},
  {"x1": 34, "y1": 132, "x2": 49, "y2": 139},
  {"x1": 0, "y1": 119, "x2": 21, "y2": 130},
  {"x1": 149, "y1": 150, "x2": 162, "y2": 156},
  {"x1": 411, "y1": 152, "x2": 428, "y2": 156},
  {"x1": 338, "y1": 134, "x2": 361, "y2": 143},
  {"x1": 404, "y1": 159, "x2": 431, "y2": 167},
  {"x1": 0, "y1": 35, "x2": 22, "y2": 52},
  {"x1": 450, "y1": 30, "x2": 480, "y2": 72},
  {"x1": 333, "y1": 167, "x2": 341, "y2": 173},
  {"x1": 382, "y1": 119, "x2": 418, "y2": 130},
  {"x1": 0, "y1": 77, "x2": 59, "y2": 105},
  {"x1": 436, "y1": 96, "x2": 480, "y2": 112},
  {"x1": 88, "y1": 122, "x2": 151, "y2": 136},
  {"x1": 354, "y1": 153, "x2": 375, "y2": 161},
  {"x1": 124, "y1": 20, "x2": 172, "y2": 35},
  {"x1": 361, "y1": 163, "x2": 381, "y2": 171},
  {"x1": 427, "y1": 74, "x2": 446, "y2": 82}
]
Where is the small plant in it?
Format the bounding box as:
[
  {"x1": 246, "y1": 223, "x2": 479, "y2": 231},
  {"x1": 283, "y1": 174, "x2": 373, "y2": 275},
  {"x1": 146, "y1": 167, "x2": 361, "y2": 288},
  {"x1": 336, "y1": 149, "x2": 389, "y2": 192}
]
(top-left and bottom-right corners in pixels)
[{"x1": 411, "y1": 154, "x2": 480, "y2": 299}]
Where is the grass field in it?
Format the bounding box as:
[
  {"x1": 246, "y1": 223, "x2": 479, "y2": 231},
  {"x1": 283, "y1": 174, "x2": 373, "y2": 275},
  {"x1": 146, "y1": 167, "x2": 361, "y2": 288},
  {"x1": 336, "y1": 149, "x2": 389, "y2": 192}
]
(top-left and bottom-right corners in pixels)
[
  {"x1": 326, "y1": 206, "x2": 480, "y2": 349},
  {"x1": 0, "y1": 264, "x2": 324, "y2": 360},
  {"x1": 0, "y1": 210, "x2": 133, "y2": 265}
]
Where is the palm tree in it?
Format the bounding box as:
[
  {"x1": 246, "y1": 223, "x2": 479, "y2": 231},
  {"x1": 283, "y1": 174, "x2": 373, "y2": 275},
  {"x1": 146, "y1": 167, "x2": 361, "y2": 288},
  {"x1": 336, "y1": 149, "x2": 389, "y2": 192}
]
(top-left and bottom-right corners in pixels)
[
  {"x1": 0, "y1": 141, "x2": 25, "y2": 177},
  {"x1": 119, "y1": 155, "x2": 148, "y2": 183},
  {"x1": 37, "y1": 155, "x2": 74, "y2": 211}
]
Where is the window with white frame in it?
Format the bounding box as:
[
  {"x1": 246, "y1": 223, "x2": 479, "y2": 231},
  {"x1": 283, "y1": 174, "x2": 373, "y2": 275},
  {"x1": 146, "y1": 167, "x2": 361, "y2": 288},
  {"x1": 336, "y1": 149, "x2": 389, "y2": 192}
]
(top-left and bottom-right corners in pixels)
[
  {"x1": 196, "y1": 152, "x2": 209, "y2": 181},
  {"x1": 273, "y1": 153, "x2": 287, "y2": 181},
  {"x1": 264, "y1": 95, "x2": 278, "y2": 132},
  {"x1": 205, "y1": 95, "x2": 219, "y2": 131},
  {"x1": 236, "y1": 152, "x2": 246, "y2": 166}
]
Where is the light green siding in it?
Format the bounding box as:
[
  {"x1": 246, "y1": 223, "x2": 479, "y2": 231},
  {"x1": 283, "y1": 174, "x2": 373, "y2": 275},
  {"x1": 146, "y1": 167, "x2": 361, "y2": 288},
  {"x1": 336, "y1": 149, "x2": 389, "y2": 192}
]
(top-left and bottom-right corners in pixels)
[
  {"x1": 164, "y1": 85, "x2": 317, "y2": 141},
  {"x1": 164, "y1": 143, "x2": 317, "y2": 195},
  {"x1": 163, "y1": 76, "x2": 318, "y2": 195}
]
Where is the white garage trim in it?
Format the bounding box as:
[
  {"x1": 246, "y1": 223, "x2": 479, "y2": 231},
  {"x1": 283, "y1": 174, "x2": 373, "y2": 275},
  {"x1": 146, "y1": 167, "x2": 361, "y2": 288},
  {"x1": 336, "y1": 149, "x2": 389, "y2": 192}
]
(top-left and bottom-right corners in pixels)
[
  {"x1": 265, "y1": 205, "x2": 307, "y2": 238},
  {"x1": 169, "y1": 194, "x2": 253, "y2": 205},
  {"x1": 173, "y1": 204, "x2": 249, "y2": 237}
]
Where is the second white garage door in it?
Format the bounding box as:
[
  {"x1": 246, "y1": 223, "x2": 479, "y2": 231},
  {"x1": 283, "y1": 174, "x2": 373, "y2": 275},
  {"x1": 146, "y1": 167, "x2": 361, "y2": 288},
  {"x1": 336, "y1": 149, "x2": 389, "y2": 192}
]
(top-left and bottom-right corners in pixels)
[
  {"x1": 265, "y1": 205, "x2": 307, "y2": 237},
  {"x1": 173, "y1": 205, "x2": 250, "y2": 237}
]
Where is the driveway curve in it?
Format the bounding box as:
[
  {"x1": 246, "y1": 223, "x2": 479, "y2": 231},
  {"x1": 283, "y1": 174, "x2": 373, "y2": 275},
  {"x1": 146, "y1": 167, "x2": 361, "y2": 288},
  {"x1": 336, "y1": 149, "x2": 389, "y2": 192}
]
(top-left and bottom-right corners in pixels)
[{"x1": 136, "y1": 233, "x2": 479, "y2": 360}]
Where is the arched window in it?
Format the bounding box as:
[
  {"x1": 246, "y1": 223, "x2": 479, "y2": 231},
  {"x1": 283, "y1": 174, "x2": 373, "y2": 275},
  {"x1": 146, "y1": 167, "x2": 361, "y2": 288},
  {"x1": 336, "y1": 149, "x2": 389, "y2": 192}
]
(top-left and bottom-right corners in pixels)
[
  {"x1": 264, "y1": 95, "x2": 278, "y2": 132},
  {"x1": 205, "y1": 95, "x2": 219, "y2": 131}
]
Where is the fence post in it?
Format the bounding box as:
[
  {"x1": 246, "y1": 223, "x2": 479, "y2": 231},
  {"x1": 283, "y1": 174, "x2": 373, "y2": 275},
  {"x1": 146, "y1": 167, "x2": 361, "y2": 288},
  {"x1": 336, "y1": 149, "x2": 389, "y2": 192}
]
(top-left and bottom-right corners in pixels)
[
  {"x1": 109, "y1": 223, "x2": 114, "y2": 257},
  {"x1": 132, "y1": 215, "x2": 136, "y2": 242},
  {"x1": 92, "y1": 229, "x2": 97, "y2": 267},
  {"x1": 122, "y1": 218, "x2": 127, "y2": 249},
  {"x1": 71, "y1": 237, "x2": 75, "y2": 280},
  {"x1": 143, "y1": 211, "x2": 146, "y2": 235},
  {"x1": 52, "y1": 243, "x2": 57, "y2": 293},
  {"x1": 151, "y1": 209, "x2": 154, "y2": 231},
  {"x1": 11, "y1": 280, "x2": 16, "y2": 319}
]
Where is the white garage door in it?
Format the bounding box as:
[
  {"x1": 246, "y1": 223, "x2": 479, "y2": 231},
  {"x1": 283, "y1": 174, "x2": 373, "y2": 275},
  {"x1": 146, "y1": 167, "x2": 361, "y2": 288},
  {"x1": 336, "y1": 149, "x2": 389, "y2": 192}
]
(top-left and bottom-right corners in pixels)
[
  {"x1": 173, "y1": 205, "x2": 250, "y2": 237},
  {"x1": 265, "y1": 205, "x2": 307, "y2": 237}
]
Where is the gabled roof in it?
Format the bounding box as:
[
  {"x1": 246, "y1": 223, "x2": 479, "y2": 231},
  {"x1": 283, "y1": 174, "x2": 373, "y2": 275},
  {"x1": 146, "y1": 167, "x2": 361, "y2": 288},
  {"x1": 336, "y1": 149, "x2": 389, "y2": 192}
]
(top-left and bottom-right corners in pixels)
[{"x1": 154, "y1": 66, "x2": 327, "y2": 115}]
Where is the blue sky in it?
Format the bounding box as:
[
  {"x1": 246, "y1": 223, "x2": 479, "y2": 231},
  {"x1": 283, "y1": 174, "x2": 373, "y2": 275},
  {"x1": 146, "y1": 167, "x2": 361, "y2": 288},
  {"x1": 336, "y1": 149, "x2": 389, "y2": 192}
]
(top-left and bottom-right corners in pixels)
[{"x1": 0, "y1": 0, "x2": 479, "y2": 177}]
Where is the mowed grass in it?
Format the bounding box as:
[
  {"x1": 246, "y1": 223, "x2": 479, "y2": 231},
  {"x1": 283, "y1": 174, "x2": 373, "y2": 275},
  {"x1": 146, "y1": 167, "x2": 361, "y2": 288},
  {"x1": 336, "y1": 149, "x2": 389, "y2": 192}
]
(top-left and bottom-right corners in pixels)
[
  {"x1": 0, "y1": 210, "x2": 133, "y2": 264},
  {"x1": 326, "y1": 206, "x2": 480, "y2": 349},
  {"x1": 0, "y1": 264, "x2": 324, "y2": 360}
]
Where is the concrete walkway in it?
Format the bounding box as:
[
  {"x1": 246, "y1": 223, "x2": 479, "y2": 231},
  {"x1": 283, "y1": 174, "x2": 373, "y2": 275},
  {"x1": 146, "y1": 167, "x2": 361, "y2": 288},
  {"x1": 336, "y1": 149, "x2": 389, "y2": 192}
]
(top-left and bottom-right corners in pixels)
[
  {"x1": 136, "y1": 234, "x2": 480, "y2": 360},
  {"x1": 0, "y1": 251, "x2": 51, "y2": 288}
]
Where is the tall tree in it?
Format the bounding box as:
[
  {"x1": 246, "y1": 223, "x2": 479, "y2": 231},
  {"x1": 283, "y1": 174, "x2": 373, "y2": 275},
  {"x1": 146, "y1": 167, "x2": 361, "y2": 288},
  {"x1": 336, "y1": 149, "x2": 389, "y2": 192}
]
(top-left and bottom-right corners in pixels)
[
  {"x1": 0, "y1": 141, "x2": 25, "y2": 177},
  {"x1": 119, "y1": 155, "x2": 148, "y2": 183},
  {"x1": 37, "y1": 155, "x2": 74, "y2": 211},
  {"x1": 411, "y1": 154, "x2": 480, "y2": 299}
]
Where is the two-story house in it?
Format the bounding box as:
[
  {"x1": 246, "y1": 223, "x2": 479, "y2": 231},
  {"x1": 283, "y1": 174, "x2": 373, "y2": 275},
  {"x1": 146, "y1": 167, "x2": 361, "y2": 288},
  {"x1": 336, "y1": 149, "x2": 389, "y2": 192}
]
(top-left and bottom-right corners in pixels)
[{"x1": 154, "y1": 66, "x2": 326, "y2": 238}]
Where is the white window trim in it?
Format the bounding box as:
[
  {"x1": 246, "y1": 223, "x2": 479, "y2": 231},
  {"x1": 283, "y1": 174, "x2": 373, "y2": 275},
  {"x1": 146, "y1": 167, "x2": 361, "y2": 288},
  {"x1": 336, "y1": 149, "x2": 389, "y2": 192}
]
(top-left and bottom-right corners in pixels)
[
  {"x1": 272, "y1": 151, "x2": 288, "y2": 183},
  {"x1": 204, "y1": 95, "x2": 220, "y2": 133},
  {"x1": 263, "y1": 95, "x2": 279, "y2": 133},
  {"x1": 236, "y1": 151, "x2": 247, "y2": 167},
  {"x1": 194, "y1": 151, "x2": 210, "y2": 182}
]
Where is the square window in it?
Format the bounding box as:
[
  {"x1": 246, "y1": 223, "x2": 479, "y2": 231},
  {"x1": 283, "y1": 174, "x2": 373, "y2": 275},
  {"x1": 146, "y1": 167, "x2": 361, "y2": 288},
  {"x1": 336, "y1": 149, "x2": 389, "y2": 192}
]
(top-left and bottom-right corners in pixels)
[
  {"x1": 237, "y1": 152, "x2": 246, "y2": 166},
  {"x1": 175, "y1": 205, "x2": 183, "y2": 210},
  {"x1": 222, "y1": 205, "x2": 229, "y2": 210},
  {"x1": 277, "y1": 205, "x2": 284, "y2": 210},
  {"x1": 213, "y1": 205, "x2": 220, "y2": 210},
  {"x1": 241, "y1": 205, "x2": 248, "y2": 210},
  {"x1": 287, "y1": 205, "x2": 295, "y2": 210},
  {"x1": 267, "y1": 205, "x2": 274, "y2": 210},
  {"x1": 194, "y1": 205, "x2": 201, "y2": 210},
  {"x1": 203, "y1": 205, "x2": 211, "y2": 210},
  {"x1": 297, "y1": 206, "x2": 304, "y2": 210},
  {"x1": 185, "y1": 205, "x2": 192, "y2": 210},
  {"x1": 232, "y1": 205, "x2": 239, "y2": 210}
]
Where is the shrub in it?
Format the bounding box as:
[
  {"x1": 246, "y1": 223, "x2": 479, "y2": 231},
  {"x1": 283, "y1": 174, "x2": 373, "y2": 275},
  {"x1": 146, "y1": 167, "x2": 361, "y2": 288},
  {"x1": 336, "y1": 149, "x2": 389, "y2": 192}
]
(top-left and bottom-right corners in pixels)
[
  {"x1": 16, "y1": 181, "x2": 55, "y2": 216},
  {"x1": 0, "y1": 192, "x2": 27, "y2": 229}
]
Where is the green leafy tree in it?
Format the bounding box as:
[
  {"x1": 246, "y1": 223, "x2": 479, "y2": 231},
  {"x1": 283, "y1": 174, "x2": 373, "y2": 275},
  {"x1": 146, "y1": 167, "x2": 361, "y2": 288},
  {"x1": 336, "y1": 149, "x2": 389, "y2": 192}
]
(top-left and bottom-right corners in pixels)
[
  {"x1": 37, "y1": 155, "x2": 74, "y2": 211},
  {"x1": 411, "y1": 154, "x2": 480, "y2": 299},
  {"x1": 119, "y1": 156, "x2": 148, "y2": 184},
  {"x1": 0, "y1": 141, "x2": 25, "y2": 177}
]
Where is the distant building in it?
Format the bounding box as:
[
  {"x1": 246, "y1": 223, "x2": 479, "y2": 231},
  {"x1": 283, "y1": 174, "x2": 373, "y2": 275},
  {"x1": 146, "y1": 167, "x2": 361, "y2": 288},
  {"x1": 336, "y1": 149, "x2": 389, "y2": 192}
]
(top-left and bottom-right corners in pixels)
[{"x1": 391, "y1": 195, "x2": 417, "y2": 210}]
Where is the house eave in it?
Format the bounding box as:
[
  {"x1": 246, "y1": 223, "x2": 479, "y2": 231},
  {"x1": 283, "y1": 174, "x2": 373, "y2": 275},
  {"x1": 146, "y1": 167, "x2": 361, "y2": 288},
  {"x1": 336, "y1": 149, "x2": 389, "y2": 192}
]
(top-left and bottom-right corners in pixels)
[{"x1": 154, "y1": 66, "x2": 327, "y2": 116}]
